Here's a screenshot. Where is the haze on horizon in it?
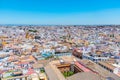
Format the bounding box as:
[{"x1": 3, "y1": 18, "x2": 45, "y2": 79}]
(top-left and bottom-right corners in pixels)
[{"x1": 0, "y1": 0, "x2": 120, "y2": 25}]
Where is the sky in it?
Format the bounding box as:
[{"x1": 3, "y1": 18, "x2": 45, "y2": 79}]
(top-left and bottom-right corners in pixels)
[{"x1": 0, "y1": 0, "x2": 120, "y2": 25}]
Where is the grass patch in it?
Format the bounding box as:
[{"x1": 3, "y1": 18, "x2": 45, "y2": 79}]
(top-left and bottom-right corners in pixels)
[
  {"x1": 29, "y1": 30, "x2": 37, "y2": 33},
  {"x1": 63, "y1": 71, "x2": 74, "y2": 78},
  {"x1": 4, "y1": 76, "x2": 13, "y2": 79},
  {"x1": 40, "y1": 69, "x2": 45, "y2": 73}
]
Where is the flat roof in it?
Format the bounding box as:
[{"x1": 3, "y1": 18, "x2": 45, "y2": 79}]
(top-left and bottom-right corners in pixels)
[
  {"x1": 45, "y1": 61, "x2": 66, "y2": 80},
  {"x1": 67, "y1": 72, "x2": 102, "y2": 80},
  {"x1": 98, "y1": 61, "x2": 116, "y2": 70},
  {"x1": 80, "y1": 59, "x2": 120, "y2": 80}
]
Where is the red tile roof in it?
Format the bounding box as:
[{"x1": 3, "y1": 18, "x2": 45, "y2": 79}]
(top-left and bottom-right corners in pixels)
[
  {"x1": 75, "y1": 62, "x2": 90, "y2": 72},
  {"x1": 26, "y1": 68, "x2": 35, "y2": 75}
]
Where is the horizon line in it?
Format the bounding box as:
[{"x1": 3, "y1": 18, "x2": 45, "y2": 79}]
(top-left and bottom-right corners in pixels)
[{"x1": 0, "y1": 24, "x2": 120, "y2": 26}]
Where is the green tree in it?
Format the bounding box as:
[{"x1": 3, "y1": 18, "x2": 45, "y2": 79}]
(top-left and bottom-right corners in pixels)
[{"x1": 63, "y1": 71, "x2": 74, "y2": 78}]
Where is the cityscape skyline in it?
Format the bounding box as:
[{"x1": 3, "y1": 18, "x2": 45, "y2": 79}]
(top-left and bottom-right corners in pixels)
[
  {"x1": 0, "y1": 26, "x2": 120, "y2": 80},
  {"x1": 1, "y1": 1, "x2": 120, "y2": 80}
]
